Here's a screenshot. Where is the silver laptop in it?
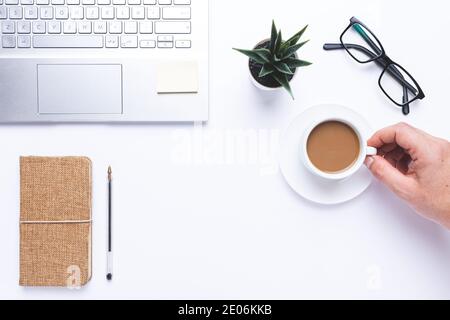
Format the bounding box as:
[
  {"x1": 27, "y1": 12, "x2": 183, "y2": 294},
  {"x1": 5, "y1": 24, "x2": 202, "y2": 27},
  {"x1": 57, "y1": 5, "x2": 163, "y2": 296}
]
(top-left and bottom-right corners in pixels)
[{"x1": 0, "y1": 0, "x2": 209, "y2": 122}]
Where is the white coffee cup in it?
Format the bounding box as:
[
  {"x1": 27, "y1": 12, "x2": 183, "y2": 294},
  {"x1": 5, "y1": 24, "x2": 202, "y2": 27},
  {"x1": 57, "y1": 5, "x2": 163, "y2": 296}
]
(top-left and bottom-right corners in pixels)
[{"x1": 301, "y1": 117, "x2": 377, "y2": 181}]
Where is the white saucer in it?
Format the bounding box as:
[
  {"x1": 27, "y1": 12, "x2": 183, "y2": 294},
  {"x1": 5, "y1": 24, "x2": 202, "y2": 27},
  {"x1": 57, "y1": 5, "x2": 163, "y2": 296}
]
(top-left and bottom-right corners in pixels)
[{"x1": 280, "y1": 104, "x2": 374, "y2": 205}]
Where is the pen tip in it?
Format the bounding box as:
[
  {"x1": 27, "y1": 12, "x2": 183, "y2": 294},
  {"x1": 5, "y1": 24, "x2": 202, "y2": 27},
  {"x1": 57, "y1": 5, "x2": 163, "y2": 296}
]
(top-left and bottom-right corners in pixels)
[
  {"x1": 107, "y1": 273, "x2": 112, "y2": 281},
  {"x1": 108, "y1": 166, "x2": 112, "y2": 180}
]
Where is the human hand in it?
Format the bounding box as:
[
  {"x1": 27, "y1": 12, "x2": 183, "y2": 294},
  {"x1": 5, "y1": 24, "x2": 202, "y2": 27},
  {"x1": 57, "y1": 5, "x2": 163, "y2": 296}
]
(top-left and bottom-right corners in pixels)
[{"x1": 365, "y1": 123, "x2": 450, "y2": 229}]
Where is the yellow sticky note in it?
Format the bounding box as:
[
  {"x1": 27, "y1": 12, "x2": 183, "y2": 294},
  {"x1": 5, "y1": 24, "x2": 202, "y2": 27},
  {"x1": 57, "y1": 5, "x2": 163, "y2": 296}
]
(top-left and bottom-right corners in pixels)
[{"x1": 157, "y1": 61, "x2": 199, "y2": 94}]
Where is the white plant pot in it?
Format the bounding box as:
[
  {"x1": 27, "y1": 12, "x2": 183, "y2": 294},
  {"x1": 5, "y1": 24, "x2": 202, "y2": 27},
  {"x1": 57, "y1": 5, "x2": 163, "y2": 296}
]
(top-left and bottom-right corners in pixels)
[{"x1": 249, "y1": 68, "x2": 297, "y2": 92}]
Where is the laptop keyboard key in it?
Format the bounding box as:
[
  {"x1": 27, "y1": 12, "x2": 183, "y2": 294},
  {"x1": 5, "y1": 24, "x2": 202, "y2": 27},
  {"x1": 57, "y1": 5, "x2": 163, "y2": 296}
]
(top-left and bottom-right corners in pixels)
[
  {"x1": 120, "y1": 35, "x2": 137, "y2": 47},
  {"x1": 33, "y1": 35, "x2": 103, "y2": 47},
  {"x1": 17, "y1": 21, "x2": 31, "y2": 33},
  {"x1": 63, "y1": 20, "x2": 76, "y2": 33},
  {"x1": 155, "y1": 21, "x2": 190, "y2": 34},
  {"x1": 32, "y1": 20, "x2": 45, "y2": 33},
  {"x1": 9, "y1": 6, "x2": 23, "y2": 19},
  {"x1": 24, "y1": 6, "x2": 38, "y2": 19},
  {"x1": 105, "y1": 35, "x2": 118, "y2": 47},
  {"x1": 162, "y1": 7, "x2": 190, "y2": 20},
  {"x1": 0, "y1": 7, "x2": 7, "y2": 19},
  {"x1": 2, "y1": 21, "x2": 15, "y2": 33},
  {"x1": 18, "y1": 35, "x2": 31, "y2": 47},
  {"x1": 2, "y1": 35, "x2": 16, "y2": 47}
]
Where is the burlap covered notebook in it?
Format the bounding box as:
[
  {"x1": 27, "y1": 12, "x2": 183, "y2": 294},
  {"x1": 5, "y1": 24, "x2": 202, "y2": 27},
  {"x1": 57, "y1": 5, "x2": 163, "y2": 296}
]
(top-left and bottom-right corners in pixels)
[{"x1": 19, "y1": 157, "x2": 92, "y2": 287}]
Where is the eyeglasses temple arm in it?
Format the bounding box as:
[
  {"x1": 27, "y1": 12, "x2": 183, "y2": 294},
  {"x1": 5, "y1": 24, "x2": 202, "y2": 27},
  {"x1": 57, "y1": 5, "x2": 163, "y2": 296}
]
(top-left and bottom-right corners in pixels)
[
  {"x1": 323, "y1": 43, "x2": 417, "y2": 94},
  {"x1": 402, "y1": 86, "x2": 410, "y2": 115},
  {"x1": 324, "y1": 43, "x2": 378, "y2": 58}
]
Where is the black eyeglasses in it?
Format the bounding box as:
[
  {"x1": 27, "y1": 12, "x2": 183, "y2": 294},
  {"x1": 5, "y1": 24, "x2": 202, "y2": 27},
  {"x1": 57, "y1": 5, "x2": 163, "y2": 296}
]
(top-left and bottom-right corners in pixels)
[{"x1": 324, "y1": 17, "x2": 425, "y2": 115}]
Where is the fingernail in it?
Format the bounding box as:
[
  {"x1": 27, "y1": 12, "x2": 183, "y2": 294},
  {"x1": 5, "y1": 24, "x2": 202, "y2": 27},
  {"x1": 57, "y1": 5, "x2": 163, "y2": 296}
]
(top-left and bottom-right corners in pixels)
[{"x1": 365, "y1": 156, "x2": 375, "y2": 169}]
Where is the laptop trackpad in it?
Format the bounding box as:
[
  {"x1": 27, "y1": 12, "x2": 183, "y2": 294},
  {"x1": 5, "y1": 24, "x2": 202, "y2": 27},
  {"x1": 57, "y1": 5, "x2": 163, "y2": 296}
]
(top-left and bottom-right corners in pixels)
[{"x1": 38, "y1": 64, "x2": 123, "y2": 115}]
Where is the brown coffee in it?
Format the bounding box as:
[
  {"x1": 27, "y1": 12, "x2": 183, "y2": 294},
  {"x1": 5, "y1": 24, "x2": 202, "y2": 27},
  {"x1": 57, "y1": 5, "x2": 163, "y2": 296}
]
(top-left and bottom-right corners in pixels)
[{"x1": 307, "y1": 121, "x2": 360, "y2": 173}]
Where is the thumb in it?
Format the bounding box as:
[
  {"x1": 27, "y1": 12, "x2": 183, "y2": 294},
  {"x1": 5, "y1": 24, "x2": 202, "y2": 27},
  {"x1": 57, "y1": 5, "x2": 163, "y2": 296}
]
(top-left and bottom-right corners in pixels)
[{"x1": 365, "y1": 156, "x2": 416, "y2": 201}]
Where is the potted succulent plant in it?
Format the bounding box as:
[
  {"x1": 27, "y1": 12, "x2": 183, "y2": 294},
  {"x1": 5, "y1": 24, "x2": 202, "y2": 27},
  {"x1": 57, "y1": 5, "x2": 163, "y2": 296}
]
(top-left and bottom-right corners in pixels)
[{"x1": 233, "y1": 21, "x2": 312, "y2": 99}]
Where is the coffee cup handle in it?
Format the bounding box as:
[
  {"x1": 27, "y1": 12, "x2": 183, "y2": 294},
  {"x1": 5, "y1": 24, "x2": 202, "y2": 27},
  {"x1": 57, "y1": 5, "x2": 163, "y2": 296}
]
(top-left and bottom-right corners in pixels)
[{"x1": 366, "y1": 146, "x2": 378, "y2": 156}]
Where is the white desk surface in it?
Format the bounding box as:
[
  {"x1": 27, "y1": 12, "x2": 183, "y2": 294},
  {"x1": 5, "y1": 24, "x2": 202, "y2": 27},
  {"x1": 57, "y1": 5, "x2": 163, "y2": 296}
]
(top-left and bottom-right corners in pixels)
[{"x1": 1, "y1": 0, "x2": 450, "y2": 300}]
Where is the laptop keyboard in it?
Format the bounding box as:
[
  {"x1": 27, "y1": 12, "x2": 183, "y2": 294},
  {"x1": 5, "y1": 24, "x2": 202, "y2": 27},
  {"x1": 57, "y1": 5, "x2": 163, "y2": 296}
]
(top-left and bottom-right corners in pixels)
[{"x1": 0, "y1": 0, "x2": 191, "y2": 48}]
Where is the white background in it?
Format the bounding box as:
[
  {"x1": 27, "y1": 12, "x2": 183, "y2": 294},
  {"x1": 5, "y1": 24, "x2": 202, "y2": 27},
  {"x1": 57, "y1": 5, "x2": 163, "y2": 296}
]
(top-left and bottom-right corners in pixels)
[{"x1": 1, "y1": 0, "x2": 450, "y2": 299}]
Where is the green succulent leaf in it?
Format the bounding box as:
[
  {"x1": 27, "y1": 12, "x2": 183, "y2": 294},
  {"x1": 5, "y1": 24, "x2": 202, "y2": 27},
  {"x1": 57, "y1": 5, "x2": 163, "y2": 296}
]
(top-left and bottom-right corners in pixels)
[
  {"x1": 282, "y1": 40, "x2": 309, "y2": 59},
  {"x1": 274, "y1": 31, "x2": 282, "y2": 54},
  {"x1": 281, "y1": 25, "x2": 308, "y2": 50},
  {"x1": 270, "y1": 20, "x2": 278, "y2": 53},
  {"x1": 259, "y1": 64, "x2": 274, "y2": 78},
  {"x1": 252, "y1": 48, "x2": 272, "y2": 62},
  {"x1": 233, "y1": 48, "x2": 270, "y2": 64},
  {"x1": 285, "y1": 58, "x2": 313, "y2": 68},
  {"x1": 272, "y1": 72, "x2": 294, "y2": 99},
  {"x1": 273, "y1": 62, "x2": 294, "y2": 75}
]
